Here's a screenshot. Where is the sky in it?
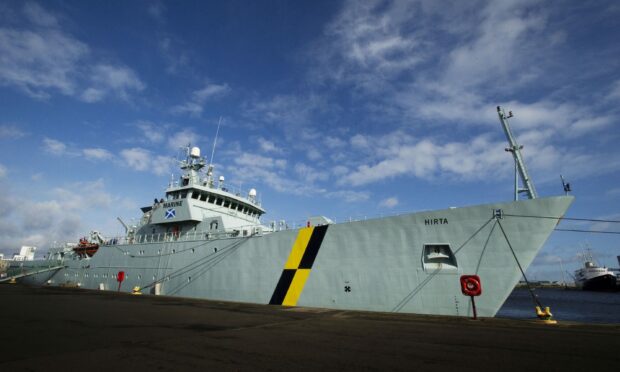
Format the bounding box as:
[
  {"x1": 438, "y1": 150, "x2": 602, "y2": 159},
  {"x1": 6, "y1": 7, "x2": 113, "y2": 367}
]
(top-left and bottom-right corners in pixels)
[{"x1": 0, "y1": 0, "x2": 619, "y2": 281}]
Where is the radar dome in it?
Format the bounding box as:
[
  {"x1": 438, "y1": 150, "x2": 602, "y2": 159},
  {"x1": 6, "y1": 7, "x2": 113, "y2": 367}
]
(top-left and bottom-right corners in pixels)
[
  {"x1": 248, "y1": 188, "x2": 257, "y2": 197},
  {"x1": 190, "y1": 147, "x2": 201, "y2": 158},
  {"x1": 219, "y1": 176, "x2": 225, "y2": 182}
]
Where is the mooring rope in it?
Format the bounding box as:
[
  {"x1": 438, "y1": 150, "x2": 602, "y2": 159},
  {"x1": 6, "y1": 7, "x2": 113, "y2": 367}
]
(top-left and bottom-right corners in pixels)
[{"x1": 496, "y1": 219, "x2": 543, "y2": 308}]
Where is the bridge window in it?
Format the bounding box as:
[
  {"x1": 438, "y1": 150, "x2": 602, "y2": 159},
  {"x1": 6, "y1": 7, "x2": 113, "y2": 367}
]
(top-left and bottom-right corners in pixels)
[
  {"x1": 216, "y1": 198, "x2": 223, "y2": 206},
  {"x1": 181, "y1": 192, "x2": 187, "y2": 198},
  {"x1": 208, "y1": 195, "x2": 215, "y2": 204},
  {"x1": 231, "y1": 202, "x2": 237, "y2": 210},
  {"x1": 200, "y1": 193, "x2": 208, "y2": 201},
  {"x1": 191, "y1": 191, "x2": 199, "y2": 199},
  {"x1": 237, "y1": 204, "x2": 243, "y2": 211},
  {"x1": 223, "y1": 200, "x2": 230, "y2": 208}
]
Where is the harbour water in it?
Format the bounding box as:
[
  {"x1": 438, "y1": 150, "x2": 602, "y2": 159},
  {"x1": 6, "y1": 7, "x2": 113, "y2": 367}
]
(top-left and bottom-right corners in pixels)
[{"x1": 497, "y1": 288, "x2": 620, "y2": 324}]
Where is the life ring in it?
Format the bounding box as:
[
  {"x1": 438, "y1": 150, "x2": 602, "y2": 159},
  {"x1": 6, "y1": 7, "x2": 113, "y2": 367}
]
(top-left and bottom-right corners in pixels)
[{"x1": 460, "y1": 275, "x2": 482, "y2": 296}]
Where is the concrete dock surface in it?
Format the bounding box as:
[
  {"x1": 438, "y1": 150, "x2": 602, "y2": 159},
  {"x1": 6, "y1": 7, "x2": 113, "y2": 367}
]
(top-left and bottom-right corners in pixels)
[{"x1": 0, "y1": 284, "x2": 618, "y2": 371}]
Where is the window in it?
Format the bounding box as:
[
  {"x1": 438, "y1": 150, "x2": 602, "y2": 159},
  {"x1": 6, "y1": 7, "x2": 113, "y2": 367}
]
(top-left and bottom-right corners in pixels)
[
  {"x1": 216, "y1": 198, "x2": 223, "y2": 205},
  {"x1": 191, "y1": 191, "x2": 199, "y2": 199},
  {"x1": 237, "y1": 204, "x2": 243, "y2": 211},
  {"x1": 200, "y1": 193, "x2": 208, "y2": 201},
  {"x1": 208, "y1": 195, "x2": 216, "y2": 204},
  {"x1": 223, "y1": 199, "x2": 230, "y2": 208},
  {"x1": 231, "y1": 202, "x2": 237, "y2": 210},
  {"x1": 181, "y1": 192, "x2": 187, "y2": 198}
]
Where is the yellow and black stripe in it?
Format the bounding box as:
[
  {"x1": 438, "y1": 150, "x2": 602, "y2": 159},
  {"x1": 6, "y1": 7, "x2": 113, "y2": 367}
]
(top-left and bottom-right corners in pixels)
[{"x1": 269, "y1": 225, "x2": 329, "y2": 306}]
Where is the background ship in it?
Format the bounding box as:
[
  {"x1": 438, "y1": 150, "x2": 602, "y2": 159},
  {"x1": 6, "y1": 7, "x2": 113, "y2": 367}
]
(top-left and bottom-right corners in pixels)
[
  {"x1": 574, "y1": 249, "x2": 617, "y2": 291},
  {"x1": 2, "y1": 107, "x2": 574, "y2": 318}
]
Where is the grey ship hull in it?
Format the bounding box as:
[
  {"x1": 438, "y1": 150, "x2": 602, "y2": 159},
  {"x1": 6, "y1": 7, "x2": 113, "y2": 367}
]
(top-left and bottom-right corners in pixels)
[{"x1": 15, "y1": 196, "x2": 573, "y2": 317}]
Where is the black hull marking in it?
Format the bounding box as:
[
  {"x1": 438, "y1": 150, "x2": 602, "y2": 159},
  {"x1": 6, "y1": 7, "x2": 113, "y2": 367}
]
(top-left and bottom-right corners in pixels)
[
  {"x1": 269, "y1": 269, "x2": 297, "y2": 305},
  {"x1": 298, "y1": 225, "x2": 328, "y2": 269}
]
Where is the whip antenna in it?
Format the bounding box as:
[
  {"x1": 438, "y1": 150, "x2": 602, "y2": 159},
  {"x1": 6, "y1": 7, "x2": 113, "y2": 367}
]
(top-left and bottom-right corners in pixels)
[{"x1": 209, "y1": 116, "x2": 222, "y2": 167}]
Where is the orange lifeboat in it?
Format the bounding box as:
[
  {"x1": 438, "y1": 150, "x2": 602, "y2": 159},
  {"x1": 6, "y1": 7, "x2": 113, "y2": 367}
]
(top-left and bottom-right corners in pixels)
[{"x1": 73, "y1": 237, "x2": 99, "y2": 258}]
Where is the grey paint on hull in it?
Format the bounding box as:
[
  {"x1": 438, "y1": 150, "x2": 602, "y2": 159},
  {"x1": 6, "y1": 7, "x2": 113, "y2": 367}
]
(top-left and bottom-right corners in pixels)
[{"x1": 17, "y1": 196, "x2": 573, "y2": 318}]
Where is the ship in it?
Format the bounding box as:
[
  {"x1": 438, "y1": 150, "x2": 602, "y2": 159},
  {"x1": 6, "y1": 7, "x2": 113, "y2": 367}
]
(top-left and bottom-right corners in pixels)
[
  {"x1": 574, "y1": 249, "x2": 617, "y2": 291},
  {"x1": 2, "y1": 107, "x2": 574, "y2": 318}
]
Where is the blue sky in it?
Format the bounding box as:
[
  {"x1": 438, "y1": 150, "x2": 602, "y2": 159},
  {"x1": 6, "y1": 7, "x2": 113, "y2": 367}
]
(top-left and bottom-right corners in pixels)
[{"x1": 1, "y1": 0, "x2": 619, "y2": 280}]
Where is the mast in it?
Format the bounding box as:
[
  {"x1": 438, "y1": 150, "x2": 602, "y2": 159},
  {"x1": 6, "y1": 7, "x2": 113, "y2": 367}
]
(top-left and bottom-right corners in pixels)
[{"x1": 497, "y1": 106, "x2": 537, "y2": 200}]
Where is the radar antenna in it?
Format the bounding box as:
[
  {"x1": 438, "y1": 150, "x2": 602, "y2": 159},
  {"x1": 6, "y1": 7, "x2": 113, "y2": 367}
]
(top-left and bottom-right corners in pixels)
[{"x1": 497, "y1": 106, "x2": 537, "y2": 200}]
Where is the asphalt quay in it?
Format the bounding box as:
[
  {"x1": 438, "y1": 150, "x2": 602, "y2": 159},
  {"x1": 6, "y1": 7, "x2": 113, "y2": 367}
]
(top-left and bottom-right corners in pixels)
[{"x1": 0, "y1": 284, "x2": 617, "y2": 371}]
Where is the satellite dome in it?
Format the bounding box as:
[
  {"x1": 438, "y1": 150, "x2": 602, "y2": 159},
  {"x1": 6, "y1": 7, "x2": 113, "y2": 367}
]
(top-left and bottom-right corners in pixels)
[
  {"x1": 190, "y1": 147, "x2": 201, "y2": 158},
  {"x1": 248, "y1": 188, "x2": 257, "y2": 197}
]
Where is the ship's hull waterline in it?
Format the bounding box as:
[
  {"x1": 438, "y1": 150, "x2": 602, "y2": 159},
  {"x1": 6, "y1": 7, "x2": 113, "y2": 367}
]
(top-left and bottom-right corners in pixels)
[{"x1": 14, "y1": 196, "x2": 573, "y2": 318}]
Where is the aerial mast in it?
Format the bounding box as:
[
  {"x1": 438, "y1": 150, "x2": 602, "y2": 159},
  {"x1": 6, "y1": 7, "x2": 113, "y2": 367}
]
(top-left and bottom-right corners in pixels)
[
  {"x1": 497, "y1": 106, "x2": 537, "y2": 200},
  {"x1": 206, "y1": 116, "x2": 222, "y2": 186}
]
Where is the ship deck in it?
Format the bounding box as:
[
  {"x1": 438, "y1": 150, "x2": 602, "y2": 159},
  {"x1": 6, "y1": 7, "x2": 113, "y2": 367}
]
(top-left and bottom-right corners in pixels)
[{"x1": 0, "y1": 284, "x2": 616, "y2": 370}]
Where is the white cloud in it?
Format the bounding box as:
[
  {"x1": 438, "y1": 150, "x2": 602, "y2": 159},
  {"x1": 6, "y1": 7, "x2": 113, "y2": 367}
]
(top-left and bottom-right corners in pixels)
[
  {"x1": 0, "y1": 27, "x2": 88, "y2": 98},
  {"x1": 171, "y1": 81, "x2": 230, "y2": 117},
  {"x1": 158, "y1": 36, "x2": 189, "y2": 74},
  {"x1": 0, "y1": 125, "x2": 27, "y2": 139},
  {"x1": 81, "y1": 64, "x2": 145, "y2": 102},
  {"x1": 379, "y1": 197, "x2": 399, "y2": 208},
  {"x1": 167, "y1": 129, "x2": 201, "y2": 150},
  {"x1": 350, "y1": 134, "x2": 369, "y2": 149},
  {"x1": 120, "y1": 147, "x2": 151, "y2": 171},
  {"x1": 147, "y1": 1, "x2": 166, "y2": 23},
  {"x1": 0, "y1": 179, "x2": 123, "y2": 254},
  {"x1": 136, "y1": 121, "x2": 165, "y2": 144},
  {"x1": 120, "y1": 147, "x2": 173, "y2": 175},
  {"x1": 331, "y1": 165, "x2": 349, "y2": 176},
  {"x1": 306, "y1": 148, "x2": 322, "y2": 161},
  {"x1": 243, "y1": 94, "x2": 333, "y2": 141},
  {"x1": 152, "y1": 155, "x2": 174, "y2": 176},
  {"x1": 324, "y1": 136, "x2": 346, "y2": 149},
  {"x1": 235, "y1": 153, "x2": 287, "y2": 170},
  {"x1": 23, "y1": 2, "x2": 59, "y2": 28},
  {"x1": 83, "y1": 148, "x2": 113, "y2": 161},
  {"x1": 0, "y1": 2, "x2": 143, "y2": 102},
  {"x1": 324, "y1": 190, "x2": 370, "y2": 203},
  {"x1": 607, "y1": 79, "x2": 620, "y2": 102},
  {"x1": 294, "y1": 163, "x2": 329, "y2": 183},
  {"x1": 257, "y1": 137, "x2": 282, "y2": 153},
  {"x1": 312, "y1": 0, "x2": 424, "y2": 90},
  {"x1": 43, "y1": 138, "x2": 67, "y2": 155}
]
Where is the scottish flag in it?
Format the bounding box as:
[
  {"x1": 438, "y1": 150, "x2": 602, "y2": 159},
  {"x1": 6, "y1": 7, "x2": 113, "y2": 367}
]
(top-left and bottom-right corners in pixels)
[{"x1": 165, "y1": 208, "x2": 176, "y2": 219}]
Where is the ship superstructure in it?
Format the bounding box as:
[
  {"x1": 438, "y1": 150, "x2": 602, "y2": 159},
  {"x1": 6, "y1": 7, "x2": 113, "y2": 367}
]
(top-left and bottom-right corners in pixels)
[
  {"x1": 129, "y1": 145, "x2": 268, "y2": 245},
  {"x1": 4, "y1": 108, "x2": 574, "y2": 318}
]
